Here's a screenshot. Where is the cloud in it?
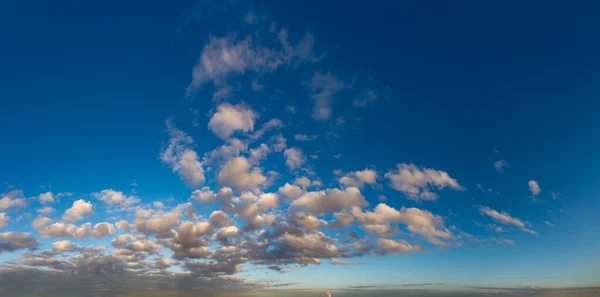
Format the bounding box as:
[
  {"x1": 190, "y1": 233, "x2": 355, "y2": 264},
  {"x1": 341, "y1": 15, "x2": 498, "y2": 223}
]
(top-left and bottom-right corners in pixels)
[
  {"x1": 209, "y1": 103, "x2": 258, "y2": 139},
  {"x1": 218, "y1": 156, "x2": 268, "y2": 193},
  {"x1": 283, "y1": 148, "x2": 306, "y2": 170},
  {"x1": 352, "y1": 203, "x2": 452, "y2": 245},
  {"x1": 52, "y1": 240, "x2": 79, "y2": 251},
  {"x1": 478, "y1": 206, "x2": 537, "y2": 235},
  {"x1": 339, "y1": 169, "x2": 378, "y2": 189},
  {"x1": 0, "y1": 190, "x2": 27, "y2": 211},
  {"x1": 0, "y1": 232, "x2": 39, "y2": 252},
  {"x1": 36, "y1": 207, "x2": 55, "y2": 215},
  {"x1": 251, "y1": 118, "x2": 283, "y2": 140},
  {"x1": 291, "y1": 187, "x2": 368, "y2": 215},
  {"x1": 38, "y1": 192, "x2": 54, "y2": 204},
  {"x1": 61, "y1": 200, "x2": 94, "y2": 223},
  {"x1": 186, "y1": 31, "x2": 315, "y2": 96},
  {"x1": 278, "y1": 183, "x2": 303, "y2": 200},
  {"x1": 0, "y1": 213, "x2": 9, "y2": 229},
  {"x1": 494, "y1": 160, "x2": 508, "y2": 172},
  {"x1": 161, "y1": 121, "x2": 206, "y2": 188},
  {"x1": 294, "y1": 134, "x2": 318, "y2": 141},
  {"x1": 90, "y1": 222, "x2": 116, "y2": 238},
  {"x1": 309, "y1": 72, "x2": 349, "y2": 120},
  {"x1": 528, "y1": 180, "x2": 541, "y2": 197},
  {"x1": 377, "y1": 238, "x2": 423, "y2": 253},
  {"x1": 38, "y1": 222, "x2": 93, "y2": 238},
  {"x1": 384, "y1": 163, "x2": 465, "y2": 201},
  {"x1": 93, "y1": 189, "x2": 139, "y2": 208},
  {"x1": 544, "y1": 221, "x2": 554, "y2": 227}
]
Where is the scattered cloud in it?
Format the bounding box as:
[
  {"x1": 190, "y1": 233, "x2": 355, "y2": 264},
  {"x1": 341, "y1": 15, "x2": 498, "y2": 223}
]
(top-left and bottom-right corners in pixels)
[
  {"x1": 209, "y1": 103, "x2": 258, "y2": 140},
  {"x1": 494, "y1": 160, "x2": 507, "y2": 172},
  {"x1": 528, "y1": 180, "x2": 541, "y2": 197},
  {"x1": 478, "y1": 206, "x2": 537, "y2": 235},
  {"x1": 161, "y1": 120, "x2": 206, "y2": 188},
  {"x1": 385, "y1": 163, "x2": 465, "y2": 201},
  {"x1": 309, "y1": 72, "x2": 349, "y2": 120}
]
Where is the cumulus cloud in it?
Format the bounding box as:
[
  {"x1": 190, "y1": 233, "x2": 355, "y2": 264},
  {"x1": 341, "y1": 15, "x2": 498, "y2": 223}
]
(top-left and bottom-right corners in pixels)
[
  {"x1": 90, "y1": 222, "x2": 116, "y2": 238},
  {"x1": 218, "y1": 156, "x2": 268, "y2": 193},
  {"x1": 494, "y1": 160, "x2": 507, "y2": 172},
  {"x1": 478, "y1": 206, "x2": 537, "y2": 235},
  {"x1": 52, "y1": 240, "x2": 79, "y2": 251},
  {"x1": 377, "y1": 238, "x2": 423, "y2": 253},
  {"x1": 38, "y1": 192, "x2": 55, "y2": 204},
  {"x1": 0, "y1": 190, "x2": 27, "y2": 211},
  {"x1": 93, "y1": 189, "x2": 139, "y2": 208},
  {"x1": 278, "y1": 183, "x2": 304, "y2": 200},
  {"x1": 352, "y1": 203, "x2": 452, "y2": 245},
  {"x1": 208, "y1": 103, "x2": 258, "y2": 139},
  {"x1": 384, "y1": 163, "x2": 465, "y2": 201},
  {"x1": 134, "y1": 211, "x2": 181, "y2": 235},
  {"x1": 61, "y1": 200, "x2": 94, "y2": 223},
  {"x1": 0, "y1": 232, "x2": 39, "y2": 252},
  {"x1": 38, "y1": 222, "x2": 93, "y2": 238},
  {"x1": 291, "y1": 187, "x2": 368, "y2": 215},
  {"x1": 309, "y1": 72, "x2": 349, "y2": 120},
  {"x1": 283, "y1": 148, "x2": 306, "y2": 170},
  {"x1": 161, "y1": 121, "x2": 205, "y2": 188},
  {"x1": 0, "y1": 213, "x2": 9, "y2": 229},
  {"x1": 339, "y1": 169, "x2": 378, "y2": 188},
  {"x1": 528, "y1": 180, "x2": 541, "y2": 197},
  {"x1": 36, "y1": 207, "x2": 55, "y2": 215}
]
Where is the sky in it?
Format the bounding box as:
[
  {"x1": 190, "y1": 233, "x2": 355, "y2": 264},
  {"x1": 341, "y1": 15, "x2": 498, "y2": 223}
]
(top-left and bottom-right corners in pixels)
[{"x1": 1, "y1": 0, "x2": 600, "y2": 296}]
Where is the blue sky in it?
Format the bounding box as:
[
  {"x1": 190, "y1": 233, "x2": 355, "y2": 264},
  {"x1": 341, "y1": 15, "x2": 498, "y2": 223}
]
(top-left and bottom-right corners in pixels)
[{"x1": 1, "y1": 0, "x2": 599, "y2": 295}]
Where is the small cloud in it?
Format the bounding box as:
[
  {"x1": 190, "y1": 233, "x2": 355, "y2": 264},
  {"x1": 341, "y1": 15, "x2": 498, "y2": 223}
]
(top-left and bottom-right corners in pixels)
[
  {"x1": 544, "y1": 221, "x2": 554, "y2": 227},
  {"x1": 528, "y1": 180, "x2": 541, "y2": 197},
  {"x1": 494, "y1": 160, "x2": 507, "y2": 172}
]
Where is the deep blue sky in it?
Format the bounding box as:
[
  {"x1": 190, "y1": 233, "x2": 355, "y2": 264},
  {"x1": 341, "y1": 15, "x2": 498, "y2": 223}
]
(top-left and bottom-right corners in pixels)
[{"x1": 0, "y1": 0, "x2": 599, "y2": 291}]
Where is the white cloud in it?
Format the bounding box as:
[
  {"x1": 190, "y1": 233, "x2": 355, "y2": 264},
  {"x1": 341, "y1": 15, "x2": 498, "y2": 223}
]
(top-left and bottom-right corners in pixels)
[
  {"x1": 284, "y1": 148, "x2": 306, "y2": 170},
  {"x1": 61, "y1": 200, "x2": 94, "y2": 223},
  {"x1": 36, "y1": 207, "x2": 55, "y2": 215},
  {"x1": 292, "y1": 187, "x2": 368, "y2": 215},
  {"x1": 494, "y1": 160, "x2": 507, "y2": 172},
  {"x1": 272, "y1": 134, "x2": 287, "y2": 152},
  {"x1": 134, "y1": 211, "x2": 181, "y2": 234},
  {"x1": 38, "y1": 222, "x2": 92, "y2": 238},
  {"x1": 528, "y1": 180, "x2": 541, "y2": 197},
  {"x1": 294, "y1": 134, "x2": 318, "y2": 141},
  {"x1": 249, "y1": 143, "x2": 270, "y2": 162},
  {"x1": 0, "y1": 213, "x2": 9, "y2": 229},
  {"x1": 384, "y1": 163, "x2": 465, "y2": 201},
  {"x1": 52, "y1": 240, "x2": 79, "y2": 251},
  {"x1": 209, "y1": 211, "x2": 233, "y2": 228},
  {"x1": 186, "y1": 31, "x2": 315, "y2": 95},
  {"x1": 339, "y1": 169, "x2": 378, "y2": 189},
  {"x1": 191, "y1": 187, "x2": 215, "y2": 203},
  {"x1": 478, "y1": 206, "x2": 537, "y2": 235},
  {"x1": 208, "y1": 103, "x2": 258, "y2": 140},
  {"x1": 93, "y1": 189, "x2": 139, "y2": 208},
  {"x1": 0, "y1": 190, "x2": 27, "y2": 211},
  {"x1": 39, "y1": 192, "x2": 55, "y2": 204},
  {"x1": 309, "y1": 72, "x2": 348, "y2": 120},
  {"x1": 377, "y1": 238, "x2": 423, "y2": 253},
  {"x1": 90, "y1": 222, "x2": 116, "y2": 238},
  {"x1": 278, "y1": 183, "x2": 303, "y2": 200},
  {"x1": 352, "y1": 203, "x2": 452, "y2": 245},
  {"x1": 544, "y1": 221, "x2": 554, "y2": 227},
  {"x1": 218, "y1": 156, "x2": 268, "y2": 193},
  {"x1": 161, "y1": 121, "x2": 205, "y2": 188},
  {"x1": 251, "y1": 118, "x2": 283, "y2": 140}
]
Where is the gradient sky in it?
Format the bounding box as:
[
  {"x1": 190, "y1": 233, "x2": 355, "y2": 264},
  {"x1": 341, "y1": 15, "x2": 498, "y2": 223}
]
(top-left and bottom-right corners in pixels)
[{"x1": 1, "y1": 0, "x2": 599, "y2": 294}]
